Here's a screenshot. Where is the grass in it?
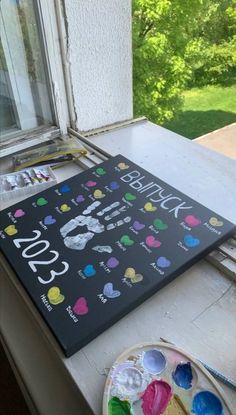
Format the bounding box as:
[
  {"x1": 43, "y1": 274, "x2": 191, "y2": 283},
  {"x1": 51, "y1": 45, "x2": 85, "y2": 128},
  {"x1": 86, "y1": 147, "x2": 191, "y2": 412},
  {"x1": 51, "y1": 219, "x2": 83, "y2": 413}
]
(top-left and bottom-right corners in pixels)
[{"x1": 163, "y1": 83, "x2": 236, "y2": 139}]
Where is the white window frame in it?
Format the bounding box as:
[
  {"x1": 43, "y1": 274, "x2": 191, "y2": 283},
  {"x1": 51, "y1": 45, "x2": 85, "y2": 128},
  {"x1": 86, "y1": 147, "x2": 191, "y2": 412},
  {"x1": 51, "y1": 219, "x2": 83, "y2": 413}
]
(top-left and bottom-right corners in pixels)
[{"x1": 0, "y1": 0, "x2": 73, "y2": 157}]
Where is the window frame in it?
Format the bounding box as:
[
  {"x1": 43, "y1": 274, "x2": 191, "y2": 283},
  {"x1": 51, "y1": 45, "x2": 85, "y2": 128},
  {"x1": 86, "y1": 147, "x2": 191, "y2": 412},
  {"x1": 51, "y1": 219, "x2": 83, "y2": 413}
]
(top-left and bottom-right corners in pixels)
[{"x1": 0, "y1": 0, "x2": 73, "y2": 157}]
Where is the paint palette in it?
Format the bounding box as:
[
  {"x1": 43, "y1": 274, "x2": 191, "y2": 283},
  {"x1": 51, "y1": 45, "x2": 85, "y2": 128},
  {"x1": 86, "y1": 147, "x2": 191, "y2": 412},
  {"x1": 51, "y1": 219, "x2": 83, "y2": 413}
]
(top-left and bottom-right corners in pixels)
[
  {"x1": 103, "y1": 342, "x2": 233, "y2": 415},
  {"x1": 0, "y1": 155, "x2": 235, "y2": 356}
]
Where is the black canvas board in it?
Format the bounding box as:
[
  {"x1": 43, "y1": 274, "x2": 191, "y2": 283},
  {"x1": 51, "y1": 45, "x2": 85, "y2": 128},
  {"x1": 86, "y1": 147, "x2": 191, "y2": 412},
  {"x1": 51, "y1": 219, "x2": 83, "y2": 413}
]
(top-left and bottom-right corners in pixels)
[{"x1": 0, "y1": 155, "x2": 235, "y2": 356}]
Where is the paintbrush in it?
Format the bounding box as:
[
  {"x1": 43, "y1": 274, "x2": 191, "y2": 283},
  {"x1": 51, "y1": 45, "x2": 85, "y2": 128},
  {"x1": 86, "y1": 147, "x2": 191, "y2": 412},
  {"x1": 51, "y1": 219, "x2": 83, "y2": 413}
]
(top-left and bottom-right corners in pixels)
[{"x1": 160, "y1": 337, "x2": 236, "y2": 391}]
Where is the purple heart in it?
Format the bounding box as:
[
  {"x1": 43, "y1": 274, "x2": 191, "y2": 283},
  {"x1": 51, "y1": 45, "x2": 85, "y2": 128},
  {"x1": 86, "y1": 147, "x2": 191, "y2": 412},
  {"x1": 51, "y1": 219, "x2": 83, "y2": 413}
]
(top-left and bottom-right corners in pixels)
[
  {"x1": 133, "y1": 221, "x2": 145, "y2": 231},
  {"x1": 156, "y1": 257, "x2": 171, "y2": 268},
  {"x1": 76, "y1": 195, "x2": 85, "y2": 203},
  {"x1": 44, "y1": 215, "x2": 56, "y2": 225},
  {"x1": 109, "y1": 181, "x2": 120, "y2": 190},
  {"x1": 106, "y1": 257, "x2": 119, "y2": 269}
]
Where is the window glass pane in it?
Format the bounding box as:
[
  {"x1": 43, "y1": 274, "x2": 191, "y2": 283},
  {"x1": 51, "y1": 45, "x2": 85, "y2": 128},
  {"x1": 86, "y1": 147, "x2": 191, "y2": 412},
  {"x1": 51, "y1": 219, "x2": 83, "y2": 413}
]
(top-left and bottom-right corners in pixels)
[{"x1": 0, "y1": 0, "x2": 53, "y2": 141}]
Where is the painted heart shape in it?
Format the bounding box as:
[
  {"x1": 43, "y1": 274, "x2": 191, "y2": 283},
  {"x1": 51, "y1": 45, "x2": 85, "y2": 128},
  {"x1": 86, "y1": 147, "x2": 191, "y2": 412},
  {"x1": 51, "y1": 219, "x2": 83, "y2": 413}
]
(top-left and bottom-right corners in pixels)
[
  {"x1": 86, "y1": 180, "x2": 97, "y2": 187},
  {"x1": 185, "y1": 215, "x2": 201, "y2": 227},
  {"x1": 120, "y1": 235, "x2": 134, "y2": 246},
  {"x1": 94, "y1": 189, "x2": 105, "y2": 199},
  {"x1": 109, "y1": 181, "x2": 119, "y2": 190},
  {"x1": 36, "y1": 197, "x2": 48, "y2": 206},
  {"x1": 106, "y1": 257, "x2": 119, "y2": 269},
  {"x1": 60, "y1": 184, "x2": 71, "y2": 193},
  {"x1": 184, "y1": 234, "x2": 200, "y2": 248},
  {"x1": 131, "y1": 273, "x2": 143, "y2": 284},
  {"x1": 124, "y1": 192, "x2": 136, "y2": 201},
  {"x1": 118, "y1": 162, "x2": 129, "y2": 170},
  {"x1": 76, "y1": 194, "x2": 85, "y2": 203},
  {"x1": 153, "y1": 218, "x2": 168, "y2": 231},
  {"x1": 103, "y1": 282, "x2": 121, "y2": 299},
  {"x1": 146, "y1": 235, "x2": 161, "y2": 248},
  {"x1": 14, "y1": 209, "x2": 25, "y2": 218},
  {"x1": 4, "y1": 225, "x2": 18, "y2": 236},
  {"x1": 96, "y1": 167, "x2": 106, "y2": 176},
  {"x1": 83, "y1": 264, "x2": 96, "y2": 277},
  {"x1": 124, "y1": 267, "x2": 136, "y2": 279},
  {"x1": 44, "y1": 215, "x2": 56, "y2": 225},
  {"x1": 47, "y1": 286, "x2": 65, "y2": 305},
  {"x1": 209, "y1": 217, "x2": 223, "y2": 227},
  {"x1": 144, "y1": 202, "x2": 157, "y2": 212},
  {"x1": 60, "y1": 204, "x2": 71, "y2": 212},
  {"x1": 156, "y1": 256, "x2": 171, "y2": 268},
  {"x1": 73, "y1": 297, "x2": 89, "y2": 315},
  {"x1": 133, "y1": 220, "x2": 145, "y2": 231}
]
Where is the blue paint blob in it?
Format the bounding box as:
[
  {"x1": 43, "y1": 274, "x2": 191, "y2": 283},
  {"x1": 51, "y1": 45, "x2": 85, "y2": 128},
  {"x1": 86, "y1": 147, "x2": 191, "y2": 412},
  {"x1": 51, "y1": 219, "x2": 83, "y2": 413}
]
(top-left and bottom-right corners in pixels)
[
  {"x1": 192, "y1": 391, "x2": 223, "y2": 415},
  {"x1": 172, "y1": 362, "x2": 193, "y2": 390}
]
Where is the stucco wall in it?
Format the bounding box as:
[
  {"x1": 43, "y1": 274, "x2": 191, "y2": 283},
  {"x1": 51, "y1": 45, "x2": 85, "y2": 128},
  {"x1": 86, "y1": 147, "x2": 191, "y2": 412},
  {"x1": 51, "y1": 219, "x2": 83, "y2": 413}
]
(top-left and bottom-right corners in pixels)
[{"x1": 63, "y1": 0, "x2": 133, "y2": 132}]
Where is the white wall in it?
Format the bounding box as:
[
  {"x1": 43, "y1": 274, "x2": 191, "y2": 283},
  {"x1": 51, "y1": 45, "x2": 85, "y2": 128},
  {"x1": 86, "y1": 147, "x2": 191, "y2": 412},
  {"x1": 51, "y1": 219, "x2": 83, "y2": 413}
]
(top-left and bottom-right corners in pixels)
[{"x1": 63, "y1": 0, "x2": 133, "y2": 132}]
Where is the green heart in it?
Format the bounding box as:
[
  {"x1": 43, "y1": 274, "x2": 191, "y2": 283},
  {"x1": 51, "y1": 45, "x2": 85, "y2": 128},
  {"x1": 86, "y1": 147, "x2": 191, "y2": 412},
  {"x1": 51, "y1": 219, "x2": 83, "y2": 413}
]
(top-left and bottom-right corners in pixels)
[
  {"x1": 153, "y1": 218, "x2": 168, "y2": 230},
  {"x1": 124, "y1": 192, "x2": 136, "y2": 201},
  {"x1": 120, "y1": 235, "x2": 134, "y2": 246},
  {"x1": 96, "y1": 167, "x2": 106, "y2": 176},
  {"x1": 36, "y1": 197, "x2": 48, "y2": 206}
]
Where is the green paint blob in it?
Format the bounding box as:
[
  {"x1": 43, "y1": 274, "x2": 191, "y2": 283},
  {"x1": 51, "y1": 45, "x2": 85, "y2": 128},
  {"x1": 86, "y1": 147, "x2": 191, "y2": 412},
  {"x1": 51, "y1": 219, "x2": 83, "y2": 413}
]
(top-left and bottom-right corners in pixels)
[
  {"x1": 108, "y1": 397, "x2": 131, "y2": 415},
  {"x1": 120, "y1": 235, "x2": 134, "y2": 246},
  {"x1": 36, "y1": 197, "x2": 48, "y2": 206},
  {"x1": 96, "y1": 167, "x2": 106, "y2": 176}
]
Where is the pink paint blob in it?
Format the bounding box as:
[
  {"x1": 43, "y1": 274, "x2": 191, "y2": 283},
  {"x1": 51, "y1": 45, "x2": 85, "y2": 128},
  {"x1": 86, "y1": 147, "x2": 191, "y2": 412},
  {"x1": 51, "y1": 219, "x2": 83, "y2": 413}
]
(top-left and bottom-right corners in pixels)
[
  {"x1": 141, "y1": 380, "x2": 172, "y2": 415},
  {"x1": 184, "y1": 215, "x2": 201, "y2": 227},
  {"x1": 86, "y1": 180, "x2": 97, "y2": 187},
  {"x1": 14, "y1": 209, "x2": 25, "y2": 218},
  {"x1": 146, "y1": 235, "x2": 161, "y2": 248},
  {"x1": 73, "y1": 297, "x2": 88, "y2": 315}
]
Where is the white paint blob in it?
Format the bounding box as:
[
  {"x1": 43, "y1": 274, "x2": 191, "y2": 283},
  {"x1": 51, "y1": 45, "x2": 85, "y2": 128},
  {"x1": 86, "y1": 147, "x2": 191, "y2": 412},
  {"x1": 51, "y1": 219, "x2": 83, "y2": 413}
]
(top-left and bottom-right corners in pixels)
[
  {"x1": 114, "y1": 367, "x2": 143, "y2": 396},
  {"x1": 142, "y1": 349, "x2": 166, "y2": 375}
]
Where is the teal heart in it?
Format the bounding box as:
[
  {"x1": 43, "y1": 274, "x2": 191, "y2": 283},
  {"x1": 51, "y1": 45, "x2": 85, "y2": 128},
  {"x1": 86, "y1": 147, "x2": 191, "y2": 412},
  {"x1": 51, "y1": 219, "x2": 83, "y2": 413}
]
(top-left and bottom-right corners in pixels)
[
  {"x1": 120, "y1": 235, "x2": 134, "y2": 246},
  {"x1": 153, "y1": 218, "x2": 168, "y2": 230},
  {"x1": 96, "y1": 167, "x2": 106, "y2": 176},
  {"x1": 124, "y1": 192, "x2": 136, "y2": 201},
  {"x1": 36, "y1": 197, "x2": 48, "y2": 206}
]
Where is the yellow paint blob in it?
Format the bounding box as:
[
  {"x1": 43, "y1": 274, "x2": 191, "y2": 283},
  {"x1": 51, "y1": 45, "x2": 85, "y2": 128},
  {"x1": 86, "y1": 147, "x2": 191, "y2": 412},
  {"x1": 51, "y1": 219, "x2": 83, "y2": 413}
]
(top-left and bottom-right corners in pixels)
[{"x1": 4, "y1": 225, "x2": 18, "y2": 236}]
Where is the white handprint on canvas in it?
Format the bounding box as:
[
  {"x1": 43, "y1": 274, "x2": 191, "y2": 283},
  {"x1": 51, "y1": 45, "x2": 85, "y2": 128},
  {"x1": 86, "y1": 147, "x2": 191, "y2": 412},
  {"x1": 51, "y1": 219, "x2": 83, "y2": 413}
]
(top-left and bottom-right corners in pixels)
[{"x1": 60, "y1": 200, "x2": 131, "y2": 250}]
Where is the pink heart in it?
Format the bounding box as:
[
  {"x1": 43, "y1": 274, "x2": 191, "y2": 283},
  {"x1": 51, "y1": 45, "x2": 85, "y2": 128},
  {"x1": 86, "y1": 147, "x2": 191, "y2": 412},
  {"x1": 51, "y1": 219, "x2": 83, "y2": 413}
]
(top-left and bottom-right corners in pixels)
[
  {"x1": 86, "y1": 181, "x2": 97, "y2": 187},
  {"x1": 146, "y1": 235, "x2": 161, "y2": 248},
  {"x1": 185, "y1": 215, "x2": 201, "y2": 227},
  {"x1": 73, "y1": 297, "x2": 88, "y2": 315},
  {"x1": 14, "y1": 209, "x2": 25, "y2": 218}
]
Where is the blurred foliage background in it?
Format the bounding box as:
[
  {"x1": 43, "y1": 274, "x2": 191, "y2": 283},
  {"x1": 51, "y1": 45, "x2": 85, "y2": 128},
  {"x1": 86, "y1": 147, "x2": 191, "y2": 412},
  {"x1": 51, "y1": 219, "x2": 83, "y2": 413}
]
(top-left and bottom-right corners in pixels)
[{"x1": 133, "y1": 0, "x2": 236, "y2": 138}]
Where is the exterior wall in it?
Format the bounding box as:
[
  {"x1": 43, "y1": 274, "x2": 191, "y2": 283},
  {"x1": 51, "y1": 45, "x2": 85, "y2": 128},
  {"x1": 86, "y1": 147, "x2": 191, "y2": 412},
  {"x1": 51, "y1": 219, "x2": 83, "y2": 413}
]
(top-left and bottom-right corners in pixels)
[{"x1": 63, "y1": 0, "x2": 133, "y2": 132}]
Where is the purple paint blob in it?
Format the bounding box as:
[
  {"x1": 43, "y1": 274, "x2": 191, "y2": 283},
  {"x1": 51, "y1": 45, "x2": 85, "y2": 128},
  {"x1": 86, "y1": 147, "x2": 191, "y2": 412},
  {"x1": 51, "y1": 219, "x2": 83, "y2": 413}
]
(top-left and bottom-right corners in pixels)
[
  {"x1": 43, "y1": 215, "x2": 56, "y2": 225},
  {"x1": 106, "y1": 257, "x2": 119, "y2": 269},
  {"x1": 142, "y1": 349, "x2": 166, "y2": 375},
  {"x1": 76, "y1": 194, "x2": 85, "y2": 203},
  {"x1": 141, "y1": 380, "x2": 172, "y2": 415},
  {"x1": 172, "y1": 362, "x2": 193, "y2": 389},
  {"x1": 192, "y1": 391, "x2": 223, "y2": 415},
  {"x1": 156, "y1": 257, "x2": 171, "y2": 268},
  {"x1": 133, "y1": 221, "x2": 145, "y2": 231}
]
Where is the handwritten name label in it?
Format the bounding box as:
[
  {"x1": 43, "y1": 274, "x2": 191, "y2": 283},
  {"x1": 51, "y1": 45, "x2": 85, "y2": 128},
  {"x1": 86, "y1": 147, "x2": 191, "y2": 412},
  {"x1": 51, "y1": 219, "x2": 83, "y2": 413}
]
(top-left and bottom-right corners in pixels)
[
  {"x1": 150, "y1": 262, "x2": 164, "y2": 275},
  {"x1": 203, "y1": 222, "x2": 221, "y2": 235},
  {"x1": 40, "y1": 294, "x2": 52, "y2": 311},
  {"x1": 66, "y1": 306, "x2": 78, "y2": 323},
  {"x1": 97, "y1": 294, "x2": 107, "y2": 304},
  {"x1": 7, "y1": 212, "x2": 17, "y2": 224}
]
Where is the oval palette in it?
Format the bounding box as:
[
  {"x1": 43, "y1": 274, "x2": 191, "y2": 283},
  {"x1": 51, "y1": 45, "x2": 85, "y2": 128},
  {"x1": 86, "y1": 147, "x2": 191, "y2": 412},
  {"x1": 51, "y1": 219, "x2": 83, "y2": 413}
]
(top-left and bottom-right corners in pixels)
[{"x1": 103, "y1": 342, "x2": 233, "y2": 415}]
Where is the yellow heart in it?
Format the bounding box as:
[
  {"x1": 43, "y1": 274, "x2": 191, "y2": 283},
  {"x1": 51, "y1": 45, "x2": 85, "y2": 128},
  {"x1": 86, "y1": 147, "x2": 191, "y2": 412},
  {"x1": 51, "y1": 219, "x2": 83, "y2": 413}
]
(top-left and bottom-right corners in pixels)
[
  {"x1": 118, "y1": 162, "x2": 129, "y2": 170},
  {"x1": 4, "y1": 225, "x2": 18, "y2": 236},
  {"x1": 60, "y1": 204, "x2": 71, "y2": 212},
  {"x1": 47, "y1": 286, "x2": 65, "y2": 305},
  {"x1": 93, "y1": 189, "x2": 105, "y2": 199},
  {"x1": 209, "y1": 217, "x2": 223, "y2": 227},
  {"x1": 124, "y1": 267, "x2": 136, "y2": 279},
  {"x1": 144, "y1": 202, "x2": 157, "y2": 212}
]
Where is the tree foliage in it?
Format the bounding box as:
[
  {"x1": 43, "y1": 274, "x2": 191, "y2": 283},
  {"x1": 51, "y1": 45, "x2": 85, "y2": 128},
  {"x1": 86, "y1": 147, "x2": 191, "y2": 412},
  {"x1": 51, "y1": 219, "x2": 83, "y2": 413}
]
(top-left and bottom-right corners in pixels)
[{"x1": 133, "y1": 0, "x2": 236, "y2": 124}]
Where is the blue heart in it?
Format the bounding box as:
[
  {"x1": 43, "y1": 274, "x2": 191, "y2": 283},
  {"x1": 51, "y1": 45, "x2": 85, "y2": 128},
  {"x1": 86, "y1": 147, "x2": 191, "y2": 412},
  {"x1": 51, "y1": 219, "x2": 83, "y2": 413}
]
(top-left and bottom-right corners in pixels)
[
  {"x1": 184, "y1": 234, "x2": 200, "y2": 248},
  {"x1": 60, "y1": 184, "x2": 71, "y2": 193},
  {"x1": 103, "y1": 282, "x2": 121, "y2": 298},
  {"x1": 83, "y1": 264, "x2": 96, "y2": 277},
  {"x1": 43, "y1": 215, "x2": 56, "y2": 225},
  {"x1": 109, "y1": 181, "x2": 119, "y2": 190}
]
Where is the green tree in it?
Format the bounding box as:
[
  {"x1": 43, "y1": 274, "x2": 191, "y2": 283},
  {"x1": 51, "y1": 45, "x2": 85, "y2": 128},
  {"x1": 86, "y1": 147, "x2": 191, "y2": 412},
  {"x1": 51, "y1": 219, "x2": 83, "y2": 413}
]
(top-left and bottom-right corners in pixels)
[{"x1": 133, "y1": 0, "x2": 236, "y2": 124}]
